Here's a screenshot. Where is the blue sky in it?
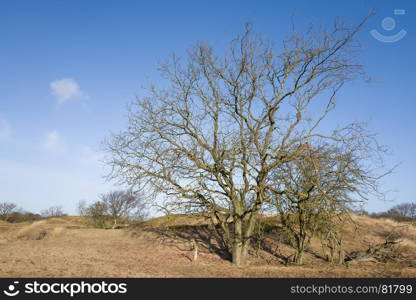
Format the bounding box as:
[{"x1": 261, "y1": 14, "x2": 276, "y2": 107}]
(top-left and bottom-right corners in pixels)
[{"x1": 0, "y1": 0, "x2": 415, "y2": 215}]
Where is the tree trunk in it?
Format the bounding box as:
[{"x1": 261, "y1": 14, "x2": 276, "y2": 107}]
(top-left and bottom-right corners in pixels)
[
  {"x1": 232, "y1": 240, "x2": 249, "y2": 266},
  {"x1": 293, "y1": 235, "x2": 305, "y2": 264},
  {"x1": 232, "y1": 217, "x2": 248, "y2": 266},
  {"x1": 293, "y1": 249, "x2": 303, "y2": 264}
]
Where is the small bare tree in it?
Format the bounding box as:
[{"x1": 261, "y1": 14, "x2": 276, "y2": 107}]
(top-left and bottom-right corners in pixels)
[
  {"x1": 77, "y1": 199, "x2": 88, "y2": 217},
  {"x1": 83, "y1": 201, "x2": 108, "y2": 228},
  {"x1": 0, "y1": 202, "x2": 17, "y2": 222},
  {"x1": 271, "y1": 141, "x2": 389, "y2": 264},
  {"x1": 105, "y1": 18, "x2": 376, "y2": 265},
  {"x1": 100, "y1": 189, "x2": 146, "y2": 228}
]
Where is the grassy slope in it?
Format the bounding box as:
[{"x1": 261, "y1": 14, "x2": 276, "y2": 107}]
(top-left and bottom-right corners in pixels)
[{"x1": 0, "y1": 214, "x2": 415, "y2": 277}]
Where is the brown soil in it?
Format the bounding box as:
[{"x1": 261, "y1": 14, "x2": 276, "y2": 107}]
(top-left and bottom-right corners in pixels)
[{"x1": 0, "y1": 215, "x2": 415, "y2": 277}]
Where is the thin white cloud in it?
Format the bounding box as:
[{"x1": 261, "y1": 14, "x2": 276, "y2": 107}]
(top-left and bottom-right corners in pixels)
[
  {"x1": 41, "y1": 130, "x2": 66, "y2": 152},
  {"x1": 50, "y1": 78, "x2": 84, "y2": 104},
  {"x1": 0, "y1": 118, "x2": 11, "y2": 140}
]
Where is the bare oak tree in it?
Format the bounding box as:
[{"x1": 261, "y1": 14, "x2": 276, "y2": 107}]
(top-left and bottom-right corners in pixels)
[{"x1": 105, "y1": 18, "x2": 374, "y2": 265}]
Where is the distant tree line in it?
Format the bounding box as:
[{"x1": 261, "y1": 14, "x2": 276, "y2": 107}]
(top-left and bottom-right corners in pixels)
[
  {"x1": 0, "y1": 201, "x2": 41, "y2": 223},
  {"x1": 1, "y1": 189, "x2": 147, "y2": 228},
  {"x1": 359, "y1": 202, "x2": 416, "y2": 222},
  {"x1": 0, "y1": 202, "x2": 67, "y2": 223},
  {"x1": 40, "y1": 205, "x2": 66, "y2": 218}
]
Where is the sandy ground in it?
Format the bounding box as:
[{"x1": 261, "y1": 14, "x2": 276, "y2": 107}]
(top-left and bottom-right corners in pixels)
[{"x1": 0, "y1": 216, "x2": 415, "y2": 277}]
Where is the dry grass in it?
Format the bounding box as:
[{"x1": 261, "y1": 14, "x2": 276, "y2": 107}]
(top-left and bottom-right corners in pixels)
[{"x1": 0, "y1": 214, "x2": 415, "y2": 277}]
